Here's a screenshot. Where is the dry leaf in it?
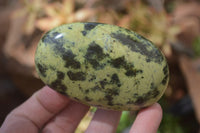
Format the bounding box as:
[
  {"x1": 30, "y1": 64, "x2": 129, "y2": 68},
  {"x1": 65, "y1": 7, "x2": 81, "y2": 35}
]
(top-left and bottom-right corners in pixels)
[
  {"x1": 36, "y1": 17, "x2": 63, "y2": 31},
  {"x1": 74, "y1": 8, "x2": 96, "y2": 21},
  {"x1": 179, "y1": 55, "x2": 200, "y2": 124}
]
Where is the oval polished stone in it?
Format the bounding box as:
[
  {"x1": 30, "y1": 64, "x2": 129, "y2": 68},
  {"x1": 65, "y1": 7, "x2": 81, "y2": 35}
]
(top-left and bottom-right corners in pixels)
[{"x1": 35, "y1": 22, "x2": 169, "y2": 111}]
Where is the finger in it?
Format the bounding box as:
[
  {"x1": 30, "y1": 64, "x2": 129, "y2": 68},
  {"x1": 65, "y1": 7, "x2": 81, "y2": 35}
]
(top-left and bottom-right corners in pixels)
[
  {"x1": 1, "y1": 86, "x2": 70, "y2": 133},
  {"x1": 129, "y1": 103, "x2": 162, "y2": 133},
  {"x1": 85, "y1": 109, "x2": 121, "y2": 133},
  {"x1": 42, "y1": 101, "x2": 89, "y2": 133}
]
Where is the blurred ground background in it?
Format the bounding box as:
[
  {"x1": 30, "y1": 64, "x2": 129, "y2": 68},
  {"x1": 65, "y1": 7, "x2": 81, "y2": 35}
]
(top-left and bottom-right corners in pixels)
[{"x1": 0, "y1": 0, "x2": 200, "y2": 132}]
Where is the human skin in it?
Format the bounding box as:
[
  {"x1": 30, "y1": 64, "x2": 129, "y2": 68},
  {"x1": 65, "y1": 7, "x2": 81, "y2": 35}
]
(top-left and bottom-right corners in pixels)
[{"x1": 0, "y1": 86, "x2": 162, "y2": 133}]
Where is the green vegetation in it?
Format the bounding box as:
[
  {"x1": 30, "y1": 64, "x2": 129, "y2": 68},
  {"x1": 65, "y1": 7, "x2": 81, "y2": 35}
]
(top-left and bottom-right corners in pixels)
[
  {"x1": 193, "y1": 36, "x2": 200, "y2": 57},
  {"x1": 158, "y1": 113, "x2": 185, "y2": 133},
  {"x1": 117, "y1": 111, "x2": 136, "y2": 133}
]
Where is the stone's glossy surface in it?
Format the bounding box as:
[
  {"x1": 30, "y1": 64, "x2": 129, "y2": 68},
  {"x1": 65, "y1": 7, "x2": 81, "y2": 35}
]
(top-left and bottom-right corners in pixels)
[{"x1": 35, "y1": 22, "x2": 169, "y2": 111}]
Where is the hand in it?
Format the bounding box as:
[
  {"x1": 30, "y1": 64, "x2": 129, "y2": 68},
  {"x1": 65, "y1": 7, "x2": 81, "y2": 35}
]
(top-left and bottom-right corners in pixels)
[{"x1": 0, "y1": 86, "x2": 162, "y2": 133}]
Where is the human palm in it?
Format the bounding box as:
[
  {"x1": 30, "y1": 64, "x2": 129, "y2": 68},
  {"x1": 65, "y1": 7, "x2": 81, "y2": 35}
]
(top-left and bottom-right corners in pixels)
[{"x1": 0, "y1": 86, "x2": 162, "y2": 133}]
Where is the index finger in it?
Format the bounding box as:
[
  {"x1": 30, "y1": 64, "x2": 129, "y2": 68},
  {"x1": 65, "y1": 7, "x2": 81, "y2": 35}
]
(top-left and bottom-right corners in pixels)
[
  {"x1": 1, "y1": 86, "x2": 70, "y2": 133},
  {"x1": 130, "y1": 103, "x2": 163, "y2": 133}
]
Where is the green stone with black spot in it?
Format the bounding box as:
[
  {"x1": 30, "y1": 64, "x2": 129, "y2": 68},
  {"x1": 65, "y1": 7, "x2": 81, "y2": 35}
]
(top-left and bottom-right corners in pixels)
[{"x1": 35, "y1": 22, "x2": 169, "y2": 111}]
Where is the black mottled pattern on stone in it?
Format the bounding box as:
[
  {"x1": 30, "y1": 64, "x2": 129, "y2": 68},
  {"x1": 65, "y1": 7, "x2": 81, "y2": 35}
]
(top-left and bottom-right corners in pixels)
[
  {"x1": 85, "y1": 96, "x2": 93, "y2": 102},
  {"x1": 161, "y1": 64, "x2": 169, "y2": 85},
  {"x1": 89, "y1": 75, "x2": 96, "y2": 82},
  {"x1": 74, "y1": 97, "x2": 80, "y2": 101},
  {"x1": 134, "y1": 34, "x2": 152, "y2": 47},
  {"x1": 107, "y1": 100, "x2": 114, "y2": 106},
  {"x1": 42, "y1": 31, "x2": 81, "y2": 69},
  {"x1": 78, "y1": 84, "x2": 83, "y2": 91},
  {"x1": 81, "y1": 31, "x2": 87, "y2": 36},
  {"x1": 150, "y1": 89, "x2": 160, "y2": 98},
  {"x1": 36, "y1": 63, "x2": 48, "y2": 77},
  {"x1": 67, "y1": 71, "x2": 86, "y2": 81},
  {"x1": 98, "y1": 73, "x2": 121, "y2": 91},
  {"x1": 110, "y1": 56, "x2": 126, "y2": 68},
  {"x1": 41, "y1": 30, "x2": 52, "y2": 43},
  {"x1": 52, "y1": 39, "x2": 66, "y2": 54},
  {"x1": 127, "y1": 98, "x2": 144, "y2": 105},
  {"x1": 57, "y1": 71, "x2": 65, "y2": 80},
  {"x1": 104, "y1": 88, "x2": 120, "y2": 106},
  {"x1": 134, "y1": 97, "x2": 145, "y2": 105},
  {"x1": 42, "y1": 32, "x2": 65, "y2": 45},
  {"x1": 105, "y1": 94, "x2": 114, "y2": 106},
  {"x1": 85, "y1": 41, "x2": 107, "y2": 69},
  {"x1": 111, "y1": 32, "x2": 164, "y2": 64},
  {"x1": 49, "y1": 80, "x2": 67, "y2": 93},
  {"x1": 85, "y1": 89, "x2": 90, "y2": 94},
  {"x1": 91, "y1": 85, "x2": 102, "y2": 92},
  {"x1": 161, "y1": 75, "x2": 168, "y2": 85},
  {"x1": 110, "y1": 74, "x2": 121, "y2": 87},
  {"x1": 58, "y1": 91, "x2": 69, "y2": 96},
  {"x1": 100, "y1": 80, "x2": 107, "y2": 89},
  {"x1": 110, "y1": 74, "x2": 120, "y2": 84},
  {"x1": 163, "y1": 65, "x2": 168, "y2": 75},
  {"x1": 86, "y1": 42, "x2": 105, "y2": 60},
  {"x1": 145, "y1": 85, "x2": 160, "y2": 99},
  {"x1": 106, "y1": 88, "x2": 120, "y2": 96},
  {"x1": 81, "y1": 22, "x2": 100, "y2": 36},
  {"x1": 49, "y1": 65, "x2": 56, "y2": 71},
  {"x1": 110, "y1": 56, "x2": 143, "y2": 77},
  {"x1": 87, "y1": 59, "x2": 100, "y2": 69},
  {"x1": 135, "y1": 33, "x2": 145, "y2": 40},
  {"x1": 150, "y1": 82, "x2": 155, "y2": 89},
  {"x1": 127, "y1": 86, "x2": 160, "y2": 106},
  {"x1": 62, "y1": 50, "x2": 81, "y2": 69},
  {"x1": 125, "y1": 69, "x2": 143, "y2": 77},
  {"x1": 84, "y1": 23, "x2": 99, "y2": 31}
]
